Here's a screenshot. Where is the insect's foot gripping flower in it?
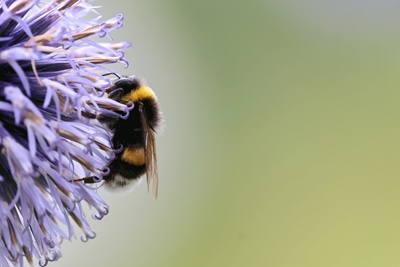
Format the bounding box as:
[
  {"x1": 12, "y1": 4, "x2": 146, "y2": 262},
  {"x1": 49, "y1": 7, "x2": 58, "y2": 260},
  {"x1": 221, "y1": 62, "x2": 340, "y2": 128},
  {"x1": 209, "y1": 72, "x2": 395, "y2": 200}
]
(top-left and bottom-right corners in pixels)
[{"x1": 0, "y1": 0, "x2": 132, "y2": 266}]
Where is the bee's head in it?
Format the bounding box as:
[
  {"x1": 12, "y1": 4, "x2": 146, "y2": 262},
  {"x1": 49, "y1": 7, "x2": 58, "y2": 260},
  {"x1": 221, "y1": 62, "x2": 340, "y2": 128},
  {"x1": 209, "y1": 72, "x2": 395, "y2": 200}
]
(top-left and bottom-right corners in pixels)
[
  {"x1": 111, "y1": 76, "x2": 156, "y2": 104},
  {"x1": 106, "y1": 76, "x2": 141, "y2": 95}
]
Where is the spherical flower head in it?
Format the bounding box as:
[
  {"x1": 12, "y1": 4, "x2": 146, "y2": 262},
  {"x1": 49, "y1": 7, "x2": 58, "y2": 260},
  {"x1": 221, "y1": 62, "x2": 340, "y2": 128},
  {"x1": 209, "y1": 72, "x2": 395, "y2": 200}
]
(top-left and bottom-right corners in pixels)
[{"x1": 0, "y1": 0, "x2": 132, "y2": 266}]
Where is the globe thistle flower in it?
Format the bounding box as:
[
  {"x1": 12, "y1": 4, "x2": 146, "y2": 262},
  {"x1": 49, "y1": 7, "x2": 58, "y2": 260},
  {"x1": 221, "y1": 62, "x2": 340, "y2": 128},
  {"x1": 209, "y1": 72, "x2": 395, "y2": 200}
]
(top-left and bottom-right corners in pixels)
[{"x1": 0, "y1": 0, "x2": 132, "y2": 266}]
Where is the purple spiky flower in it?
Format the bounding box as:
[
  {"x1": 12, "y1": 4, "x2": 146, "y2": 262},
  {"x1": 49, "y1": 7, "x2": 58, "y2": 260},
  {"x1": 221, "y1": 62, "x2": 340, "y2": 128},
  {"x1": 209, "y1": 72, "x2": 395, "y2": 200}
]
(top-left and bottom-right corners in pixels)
[{"x1": 0, "y1": 0, "x2": 131, "y2": 266}]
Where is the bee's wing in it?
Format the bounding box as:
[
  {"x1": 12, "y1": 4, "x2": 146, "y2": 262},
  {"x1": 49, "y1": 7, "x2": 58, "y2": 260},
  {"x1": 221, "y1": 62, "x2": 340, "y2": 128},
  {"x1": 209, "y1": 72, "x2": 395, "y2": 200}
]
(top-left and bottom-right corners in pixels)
[{"x1": 140, "y1": 104, "x2": 159, "y2": 199}]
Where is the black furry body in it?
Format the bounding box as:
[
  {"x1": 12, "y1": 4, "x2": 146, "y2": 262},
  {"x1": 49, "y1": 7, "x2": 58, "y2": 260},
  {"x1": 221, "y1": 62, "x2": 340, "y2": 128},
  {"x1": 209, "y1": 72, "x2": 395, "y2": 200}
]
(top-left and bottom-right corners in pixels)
[{"x1": 98, "y1": 77, "x2": 161, "y2": 190}]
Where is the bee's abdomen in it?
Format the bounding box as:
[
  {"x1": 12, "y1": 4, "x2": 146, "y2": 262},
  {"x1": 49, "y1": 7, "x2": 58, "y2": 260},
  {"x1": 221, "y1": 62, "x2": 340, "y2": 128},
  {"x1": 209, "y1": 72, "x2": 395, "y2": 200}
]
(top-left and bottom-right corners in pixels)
[
  {"x1": 121, "y1": 146, "x2": 145, "y2": 166},
  {"x1": 103, "y1": 156, "x2": 146, "y2": 182}
]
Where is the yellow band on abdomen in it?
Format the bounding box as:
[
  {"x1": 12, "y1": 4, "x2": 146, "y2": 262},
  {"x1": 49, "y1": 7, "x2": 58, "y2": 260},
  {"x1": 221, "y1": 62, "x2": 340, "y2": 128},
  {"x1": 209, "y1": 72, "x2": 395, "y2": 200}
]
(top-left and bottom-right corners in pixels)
[{"x1": 121, "y1": 147, "x2": 146, "y2": 166}]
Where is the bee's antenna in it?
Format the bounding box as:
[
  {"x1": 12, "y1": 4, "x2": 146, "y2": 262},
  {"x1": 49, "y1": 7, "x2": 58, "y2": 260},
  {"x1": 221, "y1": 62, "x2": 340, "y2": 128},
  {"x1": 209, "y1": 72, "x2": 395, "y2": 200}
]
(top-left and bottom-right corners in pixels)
[{"x1": 103, "y1": 72, "x2": 121, "y2": 79}]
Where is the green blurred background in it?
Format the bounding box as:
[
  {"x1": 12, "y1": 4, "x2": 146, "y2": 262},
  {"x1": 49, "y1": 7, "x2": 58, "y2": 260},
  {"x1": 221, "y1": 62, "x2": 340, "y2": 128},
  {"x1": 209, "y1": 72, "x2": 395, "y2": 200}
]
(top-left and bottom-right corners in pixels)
[{"x1": 59, "y1": 1, "x2": 400, "y2": 266}]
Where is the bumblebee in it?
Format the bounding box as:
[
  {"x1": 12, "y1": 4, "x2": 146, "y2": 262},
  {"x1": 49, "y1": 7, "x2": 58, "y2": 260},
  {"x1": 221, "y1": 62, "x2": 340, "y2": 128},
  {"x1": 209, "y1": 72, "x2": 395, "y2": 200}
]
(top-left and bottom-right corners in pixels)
[{"x1": 88, "y1": 76, "x2": 162, "y2": 198}]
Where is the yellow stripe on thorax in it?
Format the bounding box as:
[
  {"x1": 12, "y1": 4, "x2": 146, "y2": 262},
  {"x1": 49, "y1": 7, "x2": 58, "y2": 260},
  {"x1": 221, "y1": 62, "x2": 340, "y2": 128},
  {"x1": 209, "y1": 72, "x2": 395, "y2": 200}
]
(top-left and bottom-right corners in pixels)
[
  {"x1": 121, "y1": 147, "x2": 146, "y2": 166},
  {"x1": 121, "y1": 86, "x2": 156, "y2": 103}
]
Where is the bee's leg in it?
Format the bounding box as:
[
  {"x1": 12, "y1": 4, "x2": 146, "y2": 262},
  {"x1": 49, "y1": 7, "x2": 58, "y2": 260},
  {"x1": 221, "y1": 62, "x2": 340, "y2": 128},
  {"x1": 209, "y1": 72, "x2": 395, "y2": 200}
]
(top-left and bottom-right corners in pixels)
[
  {"x1": 97, "y1": 112, "x2": 119, "y2": 126},
  {"x1": 72, "y1": 176, "x2": 100, "y2": 184},
  {"x1": 96, "y1": 88, "x2": 125, "y2": 127}
]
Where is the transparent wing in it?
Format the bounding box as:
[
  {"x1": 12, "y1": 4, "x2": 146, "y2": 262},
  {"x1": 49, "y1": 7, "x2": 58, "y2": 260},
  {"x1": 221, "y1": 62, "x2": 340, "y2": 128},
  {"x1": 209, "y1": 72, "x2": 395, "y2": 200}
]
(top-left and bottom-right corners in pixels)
[{"x1": 140, "y1": 103, "x2": 159, "y2": 199}]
